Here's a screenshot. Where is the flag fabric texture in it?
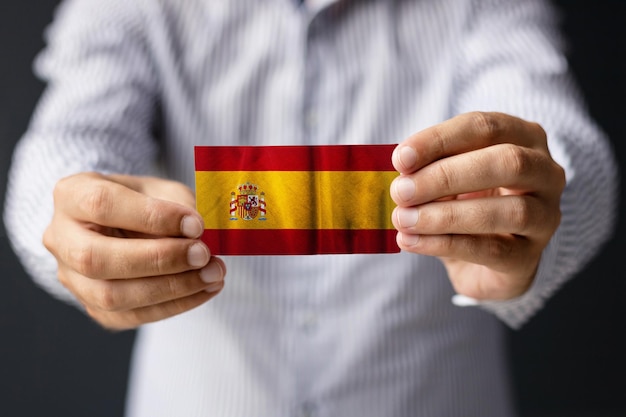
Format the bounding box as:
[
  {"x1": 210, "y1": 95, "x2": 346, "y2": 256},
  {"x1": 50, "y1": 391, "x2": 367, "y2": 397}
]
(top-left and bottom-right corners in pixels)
[{"x1": 194, "y1": 145, "x2": 400, "y2": 255}]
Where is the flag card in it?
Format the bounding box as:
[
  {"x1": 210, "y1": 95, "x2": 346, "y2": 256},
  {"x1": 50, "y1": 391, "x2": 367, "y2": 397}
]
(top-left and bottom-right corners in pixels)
[{"x1": 194, "y1": 145, "x2": 400, "y2": 255}]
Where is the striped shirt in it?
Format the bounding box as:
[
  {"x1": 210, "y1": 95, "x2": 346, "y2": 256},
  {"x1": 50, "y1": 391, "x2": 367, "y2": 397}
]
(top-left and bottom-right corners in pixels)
[{"x1": 3, "y1": 0, "x2": 617, "y2": 416}]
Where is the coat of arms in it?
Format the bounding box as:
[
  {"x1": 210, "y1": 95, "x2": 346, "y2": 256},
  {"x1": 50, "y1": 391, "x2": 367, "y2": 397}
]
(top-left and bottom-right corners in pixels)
[{"x1": 230, "y1": 182, "x2": 267, "y2": 221}]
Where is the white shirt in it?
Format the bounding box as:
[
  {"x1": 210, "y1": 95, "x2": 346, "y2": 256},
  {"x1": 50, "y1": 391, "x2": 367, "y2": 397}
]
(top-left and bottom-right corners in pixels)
[{"x1": 3, "y1": 0, "x2": 617, "y2": 416}]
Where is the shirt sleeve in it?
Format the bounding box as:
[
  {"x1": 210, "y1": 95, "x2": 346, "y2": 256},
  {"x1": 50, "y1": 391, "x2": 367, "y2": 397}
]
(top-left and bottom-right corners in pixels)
[
  {"x1": 3, "y1": 0, "x2": 160, "y2": 304},
  {"x1": 450, "y1": 0, "x2": 619, "y2": 328}
]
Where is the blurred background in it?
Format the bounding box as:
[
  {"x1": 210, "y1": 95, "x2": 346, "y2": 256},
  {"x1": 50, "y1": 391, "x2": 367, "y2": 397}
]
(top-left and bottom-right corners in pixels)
[{"x1": 1, "y1": 1, "x2": 624, "y2": 416}]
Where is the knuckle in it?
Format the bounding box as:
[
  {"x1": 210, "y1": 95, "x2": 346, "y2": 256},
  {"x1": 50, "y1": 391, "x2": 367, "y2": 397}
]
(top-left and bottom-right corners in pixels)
[
  {"x1": 503, "y1": 145, "x2": 531, "y2": 178},
  {"x1": 531, "y1": 122, "x2": 548, "y2": 146},
  {"x1": 470, "y1": 205, "x2": 496, "y2": 234},
  {"x1": 508, "y1": 197, "x2": 532, "y2": 234},
  {"x1": 429, "y1": 125, "x2": 449, "y2": 156},
  {"x1": 470, "y1": 111, "x2": 503, "y2": 143},
  {"x1": 84, "y1": 306, "x2": 102, "y2": 323},
  {"x1": 52, "y1": 173, "x2": 85, "y2": 201},
  {"x1": 140, "y1": 198, "x2": 166, "y2": 232},
  {"x1": 433, "y1": 163, "x2": 456, "y2": 194},
  {"x1": 148, "y1": 297, "x2": 186, "y2": 322},
  {"x1": 463, "y1": 235, "x2": 482, "y2": 258},
  {"x1": 168, "y1": 296, "x2": 193, "y2": 317},
  {"x1": 57, "y1": 270, "x2": 71, "y2": 288},
  {"x1": 437, "y1": 204, "x2": 463, "y2": 231},
  {"x1": 80, "y1": 183, "x2": 113, "y2": 223},
  {"x1": 166, "y1": 291, "x2": 210, "y2": 320},
  {"x1": 69, "y1": 244, "x2": 102, "y2": 277},
  {"x1": 52, "y1": 177, "x2": 69, "y2": 203},
  {"x1": 94, "y1": 282, "x2": 120, "y2": 312},
  {"x1": 165, "y1": 180, "x2": 193, "y2": 197},
  {"x1": 122, "y1": 309, "x2": 146, "y2": 329},
  {"x1": 147, "y1": 242, "x2": 172, "y2": 276},
  {"x1": 54, "y1": 172, "x2": 103, "y2": 204},
  {"x1": 42, "y1": 226, "x2": 55, "y2": 253},
  {"x1": 485, "y1": 237, "x2": 513, "y2": 260},
  {"x1": 445, "y1": 234, "x2": 458, "y2": 253},
  {"x1": 85, "y1": 306, "x2": 134, "y2": 331},
  {"x1": 432, "y1": 234, "x2": 456, "y2": 254},
  {"x1": 165, "y1": 275, "x2": 185, "y2": 298}
]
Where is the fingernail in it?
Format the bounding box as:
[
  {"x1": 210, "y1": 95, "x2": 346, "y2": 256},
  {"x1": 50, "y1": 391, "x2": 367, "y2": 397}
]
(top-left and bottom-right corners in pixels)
[
  {"x1": 400, "y1": 233, "x2": 420, "y2": 246},
  {"x1": 396, "y1": 208, "x2": 419, "y2": 228},
  {"x1": 187, "y1": 243, "x2": 209, "y2": 267},
  {"x1": 394, "y1": 146, "x2": 417, "y2": 171},
  {"x1": 182, "y1": 216, "x2": 203, "y2": 238},
  {"x1": 393, "y1": 177, "x2": 415, "y2": 202},
  {"x1": 205, "y1": 281, "x2": 224, "y2": 293},
  {"x1": 199, "y1": 262, "x2": 223, "y2": 284}
]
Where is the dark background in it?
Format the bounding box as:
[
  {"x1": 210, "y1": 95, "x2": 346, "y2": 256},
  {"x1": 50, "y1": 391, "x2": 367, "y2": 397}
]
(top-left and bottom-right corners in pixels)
[{"x1": 1, "y1": 1, "x2": 624, "y2": 416}]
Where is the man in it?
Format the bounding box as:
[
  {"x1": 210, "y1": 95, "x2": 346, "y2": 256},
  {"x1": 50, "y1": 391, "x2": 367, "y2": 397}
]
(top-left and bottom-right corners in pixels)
[{"x1": 3, "y1": 0, "x2": 617, "y2": 416}]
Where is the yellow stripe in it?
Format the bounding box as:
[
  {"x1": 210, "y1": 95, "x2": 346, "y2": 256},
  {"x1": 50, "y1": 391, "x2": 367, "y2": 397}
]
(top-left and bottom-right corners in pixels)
[{"x1": 196, "y1": 171, "x2": 398, "y2": 230}]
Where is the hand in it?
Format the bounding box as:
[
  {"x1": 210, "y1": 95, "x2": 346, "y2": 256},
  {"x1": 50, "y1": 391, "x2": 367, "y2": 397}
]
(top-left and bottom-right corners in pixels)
[
  {"x1": 390, "y1": 112, "x2": 565, "y2": 300},
  {"x1": 43, "y1": 172, "x2": 226, "y2": 330}
]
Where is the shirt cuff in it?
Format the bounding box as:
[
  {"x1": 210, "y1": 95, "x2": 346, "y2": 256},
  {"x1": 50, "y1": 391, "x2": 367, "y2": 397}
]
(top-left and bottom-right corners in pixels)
[{"x1": 451, "y1": 232, "x2": 560, "y2": 329}]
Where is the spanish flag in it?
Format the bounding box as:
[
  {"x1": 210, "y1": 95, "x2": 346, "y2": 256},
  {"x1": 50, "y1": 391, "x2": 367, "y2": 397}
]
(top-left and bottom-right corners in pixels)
[{"x1": 194, "y1": 145, "x2": 400, "y2": 255}]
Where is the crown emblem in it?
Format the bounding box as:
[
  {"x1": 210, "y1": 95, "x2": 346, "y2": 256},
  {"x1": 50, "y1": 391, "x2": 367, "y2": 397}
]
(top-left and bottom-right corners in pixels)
[{"x1": 230, "y1": 182, "x2": 267, "y2": 221}]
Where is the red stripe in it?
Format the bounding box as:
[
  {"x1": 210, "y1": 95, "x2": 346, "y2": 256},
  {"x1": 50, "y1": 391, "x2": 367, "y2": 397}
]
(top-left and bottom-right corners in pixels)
[
  {"x1": 195, "y1": 145, "x2": 397, "y2": 171},
  {"x1": 202, "y1": 229, "x2": 400, "y2": 255}
]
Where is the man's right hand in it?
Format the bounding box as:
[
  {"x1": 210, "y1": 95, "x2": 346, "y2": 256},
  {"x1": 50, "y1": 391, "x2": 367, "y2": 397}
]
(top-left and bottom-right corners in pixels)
[{"x1": 43, "y1": 172, "x2": 226, "y2": 331}]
